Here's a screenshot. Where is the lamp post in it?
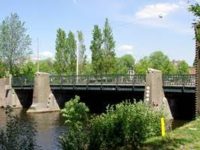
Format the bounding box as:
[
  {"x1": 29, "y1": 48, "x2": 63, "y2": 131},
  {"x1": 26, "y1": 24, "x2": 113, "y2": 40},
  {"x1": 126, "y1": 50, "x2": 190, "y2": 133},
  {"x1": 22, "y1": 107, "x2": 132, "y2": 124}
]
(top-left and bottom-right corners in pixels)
[
  {"x1": 76, "y1": 41, "x2": 79, "y2": 83},
  {"x1": 37, "y1": 38, "x2": 40, "y2": 72}
]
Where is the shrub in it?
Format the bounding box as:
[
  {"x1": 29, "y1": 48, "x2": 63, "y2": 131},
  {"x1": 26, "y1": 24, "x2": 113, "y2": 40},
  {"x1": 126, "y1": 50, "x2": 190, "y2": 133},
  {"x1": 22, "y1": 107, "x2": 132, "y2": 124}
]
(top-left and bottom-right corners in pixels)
[
  {"x1": 0, "y1": 106, "x2": 39, "y2": 150},
  {"x1": 89, "y1": 101, "x2": 163, "y2": 149},
  {"x1": 59, "y1": 97, "x2": 164, "y2": 150},
  {"x1": 59, "y1": 96, "x2": 89, "y2": 150}
]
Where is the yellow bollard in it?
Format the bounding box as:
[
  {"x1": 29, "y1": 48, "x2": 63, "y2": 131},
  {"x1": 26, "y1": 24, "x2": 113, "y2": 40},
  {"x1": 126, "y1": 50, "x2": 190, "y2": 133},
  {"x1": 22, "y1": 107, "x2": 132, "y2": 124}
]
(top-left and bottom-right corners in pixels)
[{"x1": 161, "y1": 117, "x2": 166, "y2": 137}]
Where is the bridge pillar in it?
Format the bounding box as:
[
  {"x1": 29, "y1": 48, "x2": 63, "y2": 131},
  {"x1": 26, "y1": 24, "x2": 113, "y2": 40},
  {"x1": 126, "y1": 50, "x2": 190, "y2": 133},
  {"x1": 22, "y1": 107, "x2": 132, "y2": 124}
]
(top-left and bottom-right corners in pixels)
[
  {"x1": 27, "y1": 72, "x2": 59, "y2": 113},
  {"x1": 0, "y1": 75, "x2": 21, "y2": 108},
  {"x1": 144, "y1": 68, "x2": 173, "y2": 120}
]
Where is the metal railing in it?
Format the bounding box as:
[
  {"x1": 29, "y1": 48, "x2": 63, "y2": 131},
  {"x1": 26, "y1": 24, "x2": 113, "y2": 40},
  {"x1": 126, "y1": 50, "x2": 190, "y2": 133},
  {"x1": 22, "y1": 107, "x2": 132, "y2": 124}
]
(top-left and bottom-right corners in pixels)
[{"x1": 12, "y1": 74, "x2": 195, "y2": 87}]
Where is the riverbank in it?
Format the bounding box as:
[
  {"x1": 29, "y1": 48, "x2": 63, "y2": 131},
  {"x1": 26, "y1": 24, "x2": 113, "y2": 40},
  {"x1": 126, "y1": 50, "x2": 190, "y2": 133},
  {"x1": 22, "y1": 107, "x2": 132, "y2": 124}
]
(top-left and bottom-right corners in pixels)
[{"x1": 143, "y1": 118, "x2": 200, "y2": 150}]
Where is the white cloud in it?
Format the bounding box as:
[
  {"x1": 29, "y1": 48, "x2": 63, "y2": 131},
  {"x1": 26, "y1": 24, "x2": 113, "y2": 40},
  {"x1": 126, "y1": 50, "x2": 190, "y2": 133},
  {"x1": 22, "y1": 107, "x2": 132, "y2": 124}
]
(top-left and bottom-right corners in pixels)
[
  {"x1": 39, "y1": 51, "x2": 54, "y2": 59},
  {"x1": 117, "y1": 44, "x2": 134, "y2": 56},
  {"x1": 135, "y1": 3, "x2": 180, "y2": 19}
]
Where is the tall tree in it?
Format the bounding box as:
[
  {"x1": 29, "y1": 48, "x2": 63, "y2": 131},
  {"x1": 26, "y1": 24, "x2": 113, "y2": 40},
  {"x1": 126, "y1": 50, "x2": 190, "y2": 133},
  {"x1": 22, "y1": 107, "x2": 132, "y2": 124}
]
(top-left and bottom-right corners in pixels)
[
  {"x1": 77, "y1": 31, "x2": 87, "y2": 75},
  {"x1": 54, "y1": 28, "x2": 67, "y2": 75},
  {"x1": 103, "y1": 18, "x2": 116, "y2": 74},
  {"x1": 66, "y1": 31, "x2": 77, "y2": 75},
  {"x1": 0, "y1": 13, "x2": 31, "y2": 75},
  {"x1": 90, "y1": 25, "x2": 104, "y2": 74}
]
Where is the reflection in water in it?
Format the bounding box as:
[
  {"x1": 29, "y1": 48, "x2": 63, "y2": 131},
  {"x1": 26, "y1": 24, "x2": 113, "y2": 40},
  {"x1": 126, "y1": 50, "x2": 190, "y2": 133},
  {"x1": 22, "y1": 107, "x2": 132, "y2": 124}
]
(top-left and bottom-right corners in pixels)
[{"x1": 0, "y1": 109, "x2": 66, "y2": 150}]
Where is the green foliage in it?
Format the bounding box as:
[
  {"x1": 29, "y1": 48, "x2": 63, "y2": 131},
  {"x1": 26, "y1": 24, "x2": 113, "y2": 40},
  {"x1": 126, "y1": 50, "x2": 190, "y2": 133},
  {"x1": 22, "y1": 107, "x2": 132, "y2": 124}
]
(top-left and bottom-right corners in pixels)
[
  {"x1": 60, "y1": 97, "x2": 163, "y2": 150},
  {"x1": 116, "y1": 54, "x2": 135, "y2": 74},
  {"x1": 0, "y1": 61, "x2": 6, "y2": 77},
  {"x1": 54, "y1": 28, "x2": 68, "y2": 75},
  {"x1": 0, "y1": 13, "x2": 31, "y2": 75},
  {"x1": 19, "y1": 60, "x2": 36, "y2": 78},
  {"x1": 102, "y1": 18, "x2": 116, "y2": 74},
  {"x1": 135, "y1": 51, "x2": 176, "y2": 74},
  {"x1": 90, "y1": 25, "x2": 104, "y2": 74},
  {"x1": 135, "y1": 56, "x2": 150, "y2": 74},
  {"x1": 189, "y1": 3, "x2": 200, "y2": 18},
  {"x1": 176, "y1": 60, "x2": 189, "y2": 75},
  {"x1": 39, "y1": 58, "x2": 55, "y2": 73},
  {"x1": 189, "y1": 4, "x2": 200, "y2": 41},
  {"x1": 0, "y1": 107, "x2": 39, "y2": 150},
  {"x1": 89, "y1": 101, "x2": 163, "y2": 149},
  {"x1": 90, "y1": 18, "x2": 116, "y2": 74},
  {"x1": 59, "y1": 96, "x2": 89, "y2": 150},
  {"x1": 77, "y1": 31, "x2": 87, "y2": 75},
  {"x1": 54, "y1": 29, "x2": 77, "y2": 75},
  {"x1": 66, "y1": 31, "x2": 77, "y2": 75}
]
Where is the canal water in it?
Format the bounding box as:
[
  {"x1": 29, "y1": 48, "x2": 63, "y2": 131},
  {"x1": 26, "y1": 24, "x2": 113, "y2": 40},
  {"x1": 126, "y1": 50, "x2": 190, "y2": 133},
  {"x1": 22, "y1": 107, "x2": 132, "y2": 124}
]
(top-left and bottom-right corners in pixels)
[
  {"x1": 0, "y1": 109, "x2": 66, "y2": 150},
  {"x1": 0, "y1": 108, "x2": 189, "y2": 150}
]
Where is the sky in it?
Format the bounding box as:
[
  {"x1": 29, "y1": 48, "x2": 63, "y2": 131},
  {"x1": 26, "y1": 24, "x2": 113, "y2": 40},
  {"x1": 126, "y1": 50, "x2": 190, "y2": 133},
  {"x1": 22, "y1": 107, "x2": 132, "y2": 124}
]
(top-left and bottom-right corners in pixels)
[{"x1": 0, "y1": 0, "x2": 199, "y2": 65}]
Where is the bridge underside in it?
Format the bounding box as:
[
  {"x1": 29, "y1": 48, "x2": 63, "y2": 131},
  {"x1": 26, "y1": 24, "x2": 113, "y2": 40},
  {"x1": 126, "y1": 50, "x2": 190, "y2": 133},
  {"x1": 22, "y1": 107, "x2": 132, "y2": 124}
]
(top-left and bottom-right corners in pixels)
[{"x1": 14, "y1": 86, "x2": 195, "y2": 120}]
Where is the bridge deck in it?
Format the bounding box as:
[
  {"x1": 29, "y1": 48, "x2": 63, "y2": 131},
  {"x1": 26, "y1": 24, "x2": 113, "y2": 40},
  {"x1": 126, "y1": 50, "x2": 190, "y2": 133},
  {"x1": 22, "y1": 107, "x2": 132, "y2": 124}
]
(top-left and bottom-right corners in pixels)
[{"x1": 12, "y1": 74, "x2": 195, "y2": 93}]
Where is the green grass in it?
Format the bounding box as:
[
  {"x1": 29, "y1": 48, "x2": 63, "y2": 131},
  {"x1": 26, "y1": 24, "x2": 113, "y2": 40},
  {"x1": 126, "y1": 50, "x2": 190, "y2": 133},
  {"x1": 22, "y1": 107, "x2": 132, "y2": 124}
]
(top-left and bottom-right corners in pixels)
[{"x1": 142, "y1": 118, "x2": 200, "y2": 150}]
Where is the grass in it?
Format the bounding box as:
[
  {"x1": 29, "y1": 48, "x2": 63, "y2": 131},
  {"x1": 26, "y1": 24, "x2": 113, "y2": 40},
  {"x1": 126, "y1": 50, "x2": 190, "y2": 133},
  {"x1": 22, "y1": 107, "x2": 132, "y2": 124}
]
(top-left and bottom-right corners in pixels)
[{"x1": 142, "y1": 117, "x2": 200, "y2": 150}]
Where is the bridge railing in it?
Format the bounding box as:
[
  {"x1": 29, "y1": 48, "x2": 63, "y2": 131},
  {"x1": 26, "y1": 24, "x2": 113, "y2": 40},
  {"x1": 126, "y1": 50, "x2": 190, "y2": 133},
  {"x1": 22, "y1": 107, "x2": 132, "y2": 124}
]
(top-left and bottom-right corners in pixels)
[
  {"x1": 49, "y1": 74, "x2": 146, "y2": 86},
  {"x1": 12, "y1": 76, "x2": 34, "y2": 87},
  {"x1": 11, "y1": 74, "x2": 195, "y2": 87},
  {"x1": 163, "y1": 74, "x2": 195, "y2": 87}
]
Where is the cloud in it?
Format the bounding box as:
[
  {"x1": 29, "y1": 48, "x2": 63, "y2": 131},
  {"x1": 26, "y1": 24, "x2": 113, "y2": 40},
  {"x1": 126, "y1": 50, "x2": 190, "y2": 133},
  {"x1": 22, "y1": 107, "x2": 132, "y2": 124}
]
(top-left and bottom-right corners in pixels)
[
  {"x1": 39, "y1": 51, "x2": 54, "y2": 59},
  {"x1": 135, "y1": 3, "x2": 180, "y2": 19},
  {"x1": 117, "y1": 44, "x2": 134, "y2": 56}
]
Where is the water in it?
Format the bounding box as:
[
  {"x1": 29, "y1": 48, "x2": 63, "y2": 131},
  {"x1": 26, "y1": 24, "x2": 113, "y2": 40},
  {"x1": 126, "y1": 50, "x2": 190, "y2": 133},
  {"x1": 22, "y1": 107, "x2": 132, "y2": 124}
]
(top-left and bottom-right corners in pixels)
[
  {"x1": 0, "y1": 109, "x2": 190, "y2": 150},
  {"x1": 0, "y1": 109, "x2": 66, "y2": 150}
]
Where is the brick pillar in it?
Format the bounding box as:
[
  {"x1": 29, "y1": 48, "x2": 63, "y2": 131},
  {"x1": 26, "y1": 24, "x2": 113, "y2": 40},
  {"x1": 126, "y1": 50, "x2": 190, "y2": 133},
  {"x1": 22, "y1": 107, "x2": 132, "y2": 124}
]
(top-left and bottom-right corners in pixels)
[{"x1": 27, "y1": 72, "x2": 59, "y2": 113}]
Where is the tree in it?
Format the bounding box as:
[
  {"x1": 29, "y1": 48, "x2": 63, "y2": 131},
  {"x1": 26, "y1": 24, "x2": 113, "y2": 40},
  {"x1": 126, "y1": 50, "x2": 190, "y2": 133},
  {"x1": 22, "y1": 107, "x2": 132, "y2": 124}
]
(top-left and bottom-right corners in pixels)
[
  {"x1": 19, "y1": 60, "x2": 36, "y2": 78},
  {"x1": 90, "y1": 25, "x2": 104, "y2": 74},
  {"x1": 116, "y1": 54, "x2": 135, "y2": 74},
  {"x1": 135, "y1": 56, "x2": 150, "y2": 74},
  {"x1": 0, "y1": 61, "x2": 6, "y2": 77},
  {"x1": 54, "y1": 28, "x2": 67, "y2": 75},
  {"x1": 149, "y1": 51, "x2": 175, "y2": 74},
  {"x1": 39, "y1": 58, "x2": 55, "y2": 73},
  {"x1": 134, "y1": 51, "x2": 176, "y2": 74},
  {"x1": 77, "y1": 31, "x2": 87, "y2": 75},
  {"x1": 102, "y1": 18, "x2": 116, "y2": 74},
  {"x1": 66, "y1": 31, "x2": 77, "y2": 75},
  {"x1": 176, "y1": 60, "x2": 189, "y2": 75},
  {"x1": 0, "y1": 13, "x2": 31, "y2": 75}
]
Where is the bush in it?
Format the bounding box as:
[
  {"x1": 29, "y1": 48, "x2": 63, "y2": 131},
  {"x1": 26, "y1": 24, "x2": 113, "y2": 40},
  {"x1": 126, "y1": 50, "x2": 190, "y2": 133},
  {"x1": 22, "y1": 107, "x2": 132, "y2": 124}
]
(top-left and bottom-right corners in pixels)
[
  {"x1": 89, "y1": 101, "x2": 163, "y2": 149},
  {"x1": 59, "y1": 97, "x2": 164, "y2": 150},
  {"x1": 0, "y1": 106, "x2": 39, "y2": 150},
  {"x1": 59, "y1": 96, "x2": 89, "y2": 150}
]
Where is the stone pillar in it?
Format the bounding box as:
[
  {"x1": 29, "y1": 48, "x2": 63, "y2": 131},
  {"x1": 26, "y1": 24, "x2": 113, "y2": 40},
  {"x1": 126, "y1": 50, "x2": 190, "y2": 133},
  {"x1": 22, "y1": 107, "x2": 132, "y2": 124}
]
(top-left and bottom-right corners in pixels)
[
  {"x1": 144, "y1": 68, "x2": 173, "y2": 120},
  {"x1": 0, "y1": 75, "x2": 21, "y2": 108},
  {"x1": 27, "y1": 72, "x2": 59, "y2": 113}
]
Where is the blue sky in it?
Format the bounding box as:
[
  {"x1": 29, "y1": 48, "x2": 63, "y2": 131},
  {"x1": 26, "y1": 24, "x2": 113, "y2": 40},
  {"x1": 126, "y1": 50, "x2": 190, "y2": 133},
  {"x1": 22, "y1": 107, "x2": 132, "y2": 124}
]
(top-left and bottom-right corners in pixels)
[{"x1": 0, "y1": 0, "x2": 198, "y2": 65}]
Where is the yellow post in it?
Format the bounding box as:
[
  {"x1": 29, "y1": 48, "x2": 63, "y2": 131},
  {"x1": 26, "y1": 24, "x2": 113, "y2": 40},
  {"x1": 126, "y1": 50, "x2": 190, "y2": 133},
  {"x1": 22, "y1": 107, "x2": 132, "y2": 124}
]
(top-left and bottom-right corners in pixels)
[{"x1": 161, "y1": 117, "x2": 166, "y2": 137}]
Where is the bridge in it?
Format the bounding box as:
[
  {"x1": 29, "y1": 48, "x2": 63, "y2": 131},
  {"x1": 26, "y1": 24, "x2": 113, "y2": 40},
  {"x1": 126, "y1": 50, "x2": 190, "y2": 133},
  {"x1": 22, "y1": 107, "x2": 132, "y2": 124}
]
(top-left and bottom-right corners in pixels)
[
  {"x1": 11, "y1": 74, "x2": 196, "y2": 119},
  {"x1": 12, "y1": 74, "x2": 195, "y2": 93}
]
